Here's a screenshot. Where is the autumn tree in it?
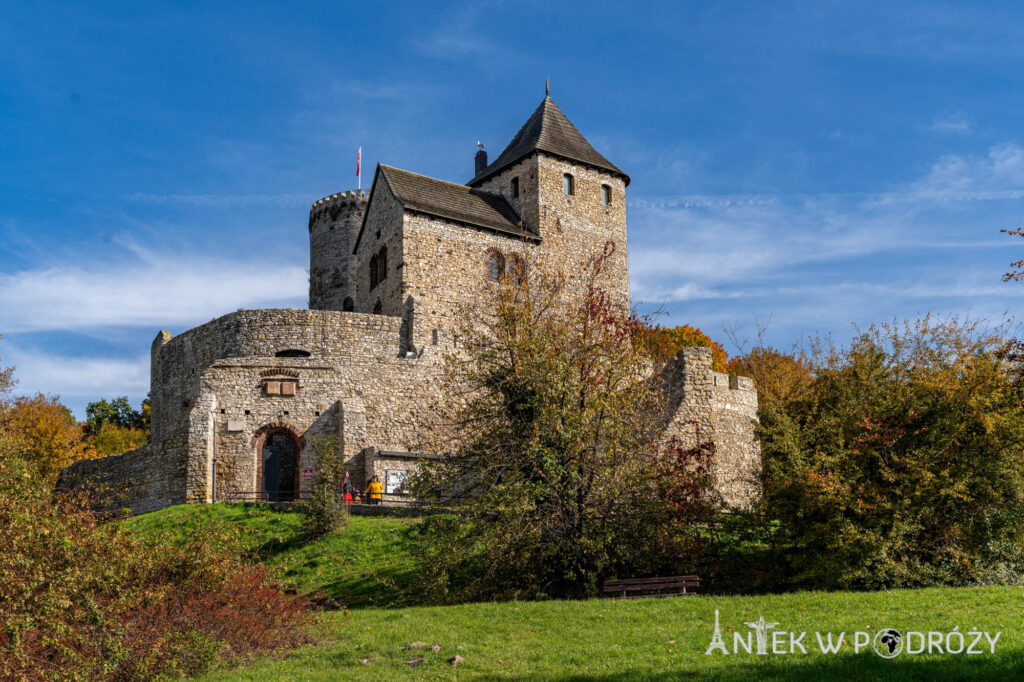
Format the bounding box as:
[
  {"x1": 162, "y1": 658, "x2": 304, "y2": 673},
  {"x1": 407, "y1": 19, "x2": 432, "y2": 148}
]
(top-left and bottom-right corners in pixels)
[
  {"x1": 0, "y1": 394, "x2": 98, "y2": 484},
  {"x1": 641, "y1": 323, "x2": 729, "y2": 371},
  {"x1": 411, "y1": 244, "x2": 718, "y2": 602},
  {"x1": 726, "y1": 346, "x2": 813, "y2": 412},
  {"x1": 755, "y1": 315, "x2": 1024, "y2": 589},
  {"x1": 0, "y1": 334, "x2": 101, "y2": 483}
]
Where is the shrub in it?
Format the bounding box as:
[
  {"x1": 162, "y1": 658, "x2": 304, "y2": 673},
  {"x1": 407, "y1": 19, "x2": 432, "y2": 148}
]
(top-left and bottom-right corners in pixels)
[
  {"x1": 299, "y1": 435, "x2": 348, "y2": 539},
  {"x1": 0, "y1": 457, "x2": 311, "y2": 681}
]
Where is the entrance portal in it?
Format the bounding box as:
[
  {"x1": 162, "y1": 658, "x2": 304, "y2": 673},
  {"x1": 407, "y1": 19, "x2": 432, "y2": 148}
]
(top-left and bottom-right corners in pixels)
[{"x1": 261, "y1": 432, "x2": 298, "y2": 501}]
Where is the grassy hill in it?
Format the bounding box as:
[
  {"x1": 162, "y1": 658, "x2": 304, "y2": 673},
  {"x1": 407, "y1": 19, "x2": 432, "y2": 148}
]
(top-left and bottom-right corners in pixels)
[
  {"x1": 123, "y1": 503, "x2": 421, "y2": 607},
  {"x1": 125, "y1": 505, "x2": 1024, "y2": 680}
]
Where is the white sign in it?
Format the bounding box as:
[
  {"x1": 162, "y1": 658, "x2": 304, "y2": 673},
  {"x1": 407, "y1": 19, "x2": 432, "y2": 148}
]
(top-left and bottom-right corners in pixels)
[{"x1": 385, "y1": 469, "x2": 407, "y2": 494}]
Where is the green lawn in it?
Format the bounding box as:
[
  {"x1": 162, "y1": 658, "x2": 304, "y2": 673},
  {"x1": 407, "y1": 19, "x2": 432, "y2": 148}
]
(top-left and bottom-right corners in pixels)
[
  {"x1": 125, "y1": 506, "x2": 1024, "y2": 680},
  {"x1": 123, "y1": 503, "x2": 421, "y2": 607},
  {"x1": 199, "y1": 586, "x2": 1024, "y2": 681}
]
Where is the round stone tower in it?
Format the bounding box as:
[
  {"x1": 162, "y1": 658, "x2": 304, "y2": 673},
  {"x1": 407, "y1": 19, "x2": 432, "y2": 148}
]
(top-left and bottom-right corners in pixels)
[{"x1": 308, "y1": 189, "x2": 368, "y2": 311}]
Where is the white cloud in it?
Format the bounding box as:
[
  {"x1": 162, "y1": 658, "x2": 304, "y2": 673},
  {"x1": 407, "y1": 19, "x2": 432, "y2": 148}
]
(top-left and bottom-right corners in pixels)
[
  {"x1": 2, "y1": 343, "x2": 148, "y2": 401},
  {"x1": 0, "y1": 243, "x2": 307, "y2": 333},
  {"x1": 628, "y1": 143, "x2": 1024, "y2": 317}
]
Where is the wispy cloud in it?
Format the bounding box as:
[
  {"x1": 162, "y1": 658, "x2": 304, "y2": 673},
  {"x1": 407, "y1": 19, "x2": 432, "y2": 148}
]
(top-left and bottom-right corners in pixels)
[
  {"x1": 2, "y1": 341, "x2": 149, "y2": 406},
  {"x1": 126, "y1": 192, "x2": 312, "y2": 207},
  {"x1": 0, "y1": 241, "x2": 307, "y2": 333},
  {"x1": 929, "y1": 112, "x2": 971, "y2": 133},
  {"x1": 629, "y1": 143, "x2": 1024, "y2": 319}
]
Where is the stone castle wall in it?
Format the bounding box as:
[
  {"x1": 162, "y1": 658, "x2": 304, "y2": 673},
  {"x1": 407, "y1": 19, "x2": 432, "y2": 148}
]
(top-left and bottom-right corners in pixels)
[
  {"x1": 60, "y1": 308, "x2": 449, "y2": 512},
  {"x1": 660, "y1": 347, "x2": 760, "y2": 508},
  {"x1": 309, "y1": 189, "x2": 367, "y2": 310}
]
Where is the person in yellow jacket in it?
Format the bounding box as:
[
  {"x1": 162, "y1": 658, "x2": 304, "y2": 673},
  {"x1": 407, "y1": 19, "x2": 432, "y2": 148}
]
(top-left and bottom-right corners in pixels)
[{"x1": 366, "y1": 475, "x2": 384, "y2": 505}]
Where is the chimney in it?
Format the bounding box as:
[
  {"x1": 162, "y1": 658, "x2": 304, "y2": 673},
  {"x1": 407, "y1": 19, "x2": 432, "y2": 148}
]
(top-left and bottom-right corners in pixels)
[{"x1": 474, "y1": 142, "x2": 487, "y2": 177}]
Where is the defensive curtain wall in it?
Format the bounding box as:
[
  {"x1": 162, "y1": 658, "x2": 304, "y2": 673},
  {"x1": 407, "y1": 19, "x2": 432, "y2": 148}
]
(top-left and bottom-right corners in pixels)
[
  {"x1": 59, "y1": 316, "x2": 759, "y2": 514},
  {"x1": 58, "y1": 308, "x2": 447, "y2": 513}
]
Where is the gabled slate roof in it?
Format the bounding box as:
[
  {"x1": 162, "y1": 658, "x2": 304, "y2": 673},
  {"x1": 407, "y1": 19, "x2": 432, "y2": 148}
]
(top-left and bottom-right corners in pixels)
[
  {"x1": 353, "y1": 165, "x2": 537, "y2": 253},
  {"x1": 468, "y1": 96, "x2": 629, "y2": 187}
]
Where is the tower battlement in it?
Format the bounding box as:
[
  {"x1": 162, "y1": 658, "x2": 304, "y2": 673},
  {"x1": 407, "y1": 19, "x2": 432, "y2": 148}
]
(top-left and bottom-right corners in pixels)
[{"x1": 308, "y1": 188, "x2": 368, "y2": 232}]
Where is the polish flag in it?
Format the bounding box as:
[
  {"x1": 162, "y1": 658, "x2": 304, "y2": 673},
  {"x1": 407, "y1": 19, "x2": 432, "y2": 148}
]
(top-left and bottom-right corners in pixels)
[{"x1": 357, "y1": 146, "x2": 362, "y2": 189}]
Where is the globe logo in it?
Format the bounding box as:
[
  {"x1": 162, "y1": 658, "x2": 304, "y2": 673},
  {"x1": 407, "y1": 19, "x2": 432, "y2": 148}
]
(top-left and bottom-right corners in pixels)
[{"x1": 873, "y1": 629, "x2": 903, "y2": 658}]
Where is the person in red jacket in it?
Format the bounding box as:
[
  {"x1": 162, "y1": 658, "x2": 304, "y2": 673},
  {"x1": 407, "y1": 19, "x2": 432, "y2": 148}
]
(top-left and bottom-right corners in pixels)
[{"x1": 341, "y1": 471, "x2": 354, "y2": 505}]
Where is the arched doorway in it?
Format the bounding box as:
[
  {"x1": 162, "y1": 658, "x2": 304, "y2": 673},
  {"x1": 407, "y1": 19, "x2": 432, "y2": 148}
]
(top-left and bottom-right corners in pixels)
[{"x1": 258, "y1": 429, "x2": 300, "y2": 501}]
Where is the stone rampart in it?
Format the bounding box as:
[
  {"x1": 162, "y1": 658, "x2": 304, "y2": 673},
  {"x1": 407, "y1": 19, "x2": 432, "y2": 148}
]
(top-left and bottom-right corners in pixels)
[{"x1": 660, "y1": 347, "x2": 760, "y2": 508}]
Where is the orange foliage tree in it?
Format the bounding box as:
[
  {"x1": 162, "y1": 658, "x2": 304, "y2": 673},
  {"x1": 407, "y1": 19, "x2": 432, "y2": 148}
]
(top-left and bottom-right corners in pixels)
[
  {"x1": 640, "y1": 324, "x2": 729, "y2": 372},
  {"x1": 0, "y1": 394, "x2": 99, "y2": 484},
  {"x1": 0, "y1": 334, "x2": 101, "y2": 483}
]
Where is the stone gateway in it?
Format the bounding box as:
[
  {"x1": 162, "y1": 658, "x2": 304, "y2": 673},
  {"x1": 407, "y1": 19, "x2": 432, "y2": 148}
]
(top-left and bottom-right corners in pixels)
[{"x1": 58, "y1": 92, "x2": 761, "y2": 513}]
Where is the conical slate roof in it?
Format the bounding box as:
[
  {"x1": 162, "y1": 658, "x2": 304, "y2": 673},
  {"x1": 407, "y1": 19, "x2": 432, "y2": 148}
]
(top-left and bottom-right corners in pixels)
[{"x1": 468, "y1": 96, "x2": 629, "y2": 187}]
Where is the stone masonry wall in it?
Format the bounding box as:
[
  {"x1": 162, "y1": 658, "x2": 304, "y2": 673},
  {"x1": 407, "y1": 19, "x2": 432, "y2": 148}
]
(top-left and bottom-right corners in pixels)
[
  {"x1": 474, "y1": 152, "x2": 630, "y2": 305},
  {"x1": 69, "y1": 307, "x2": 454, "y2": 512},
  {"x1": 660, "y1": 347, "x2": 760, "y2": 508},
  {"x1": 309, "y1": 189, "x2": 367, "y2": 310}
]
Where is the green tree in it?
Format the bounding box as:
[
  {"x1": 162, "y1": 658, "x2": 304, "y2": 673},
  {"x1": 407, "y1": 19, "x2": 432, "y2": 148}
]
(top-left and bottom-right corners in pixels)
[
  {"x1": 412, "y1": 244, "x2": 718, "y2": 602},
  {"x1": 85, "y1": 396, "x2": 148, "y2": 433},
  {"x1": 84, "y1": 396, "x2": 150, "y2": 456}
]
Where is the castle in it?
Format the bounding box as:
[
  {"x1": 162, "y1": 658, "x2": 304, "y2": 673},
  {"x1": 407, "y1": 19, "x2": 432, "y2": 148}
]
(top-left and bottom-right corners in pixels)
[{"x1": 59, "y1": 92, "x2": 760, "y2": 513}]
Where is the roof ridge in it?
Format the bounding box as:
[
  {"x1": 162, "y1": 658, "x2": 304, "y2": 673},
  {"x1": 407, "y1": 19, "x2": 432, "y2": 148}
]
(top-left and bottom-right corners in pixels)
[{"x1": 382, "y1": 164, "x2": 504, "y2": 197}]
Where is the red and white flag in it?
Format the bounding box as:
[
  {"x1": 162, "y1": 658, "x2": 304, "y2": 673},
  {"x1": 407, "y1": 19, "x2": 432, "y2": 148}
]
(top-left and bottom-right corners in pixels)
[{"x1": 356, "y1": 146, "x2": 362, "y2": 189}]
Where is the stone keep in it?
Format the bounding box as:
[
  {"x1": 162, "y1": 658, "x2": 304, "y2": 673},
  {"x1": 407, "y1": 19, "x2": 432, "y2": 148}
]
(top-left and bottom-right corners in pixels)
[{"x1": 57, "y1": 93, "x2": 761, "y2": 513}]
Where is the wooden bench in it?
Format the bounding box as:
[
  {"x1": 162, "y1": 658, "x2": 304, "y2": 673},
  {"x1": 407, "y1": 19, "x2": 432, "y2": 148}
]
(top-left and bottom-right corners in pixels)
[{"x1": 602, "y1": 575, "x2": 700, "y2": 598}]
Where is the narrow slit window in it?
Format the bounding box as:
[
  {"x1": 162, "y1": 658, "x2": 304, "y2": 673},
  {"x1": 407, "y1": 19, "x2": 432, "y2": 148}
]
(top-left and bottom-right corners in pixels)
[
  {"x1": 511, "y1": 176, "x2": 519, "y2": 198},
  {"x1": 563, "y1": 173, "x2": 574, "y2": 196},
  {"x1": 601, "y1": 184, "x2": 611, "y2": 206}
]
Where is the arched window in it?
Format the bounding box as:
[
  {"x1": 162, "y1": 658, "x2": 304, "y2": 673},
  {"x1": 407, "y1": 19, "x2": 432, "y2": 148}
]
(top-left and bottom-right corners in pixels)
[
  {"x1": 342, "y1": 297, "x2": 354, "y2": 312},
  {"x1": 486, "y1": 250, "x2": 505, "y2": 282},
  {"x1": 507, "y1": 254, "x2": 526, "y2": 285},
  {"x1": 511, "y1": 176, "x2": 520, "y2": 198},
  {"x1": 601, "y1": 184, "x2": 611, "y2": 206},
  {"x1": 563, "y1": 173, "x2": 574, "y2": 196},
  {"x1": 369, "y1": 254, "x2": 379, "y2": 290},
  {"x1": 373, "y1": 300, "x2": 383, "y2": 315}
]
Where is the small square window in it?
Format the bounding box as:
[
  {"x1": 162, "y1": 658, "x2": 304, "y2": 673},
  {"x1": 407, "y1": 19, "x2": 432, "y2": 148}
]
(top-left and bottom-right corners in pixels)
[
  {"x1": 601, "y1": 184, "x2": 611, "y2": 206},
  {"x1": 563, "y1": 173, "x2": 574, "y2": 196}
]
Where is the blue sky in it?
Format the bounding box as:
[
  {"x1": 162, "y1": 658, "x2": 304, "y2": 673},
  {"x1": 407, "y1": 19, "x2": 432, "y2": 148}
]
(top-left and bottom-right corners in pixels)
[{"x1": 2, "y1": 1, "x2": 1024, "y2": 417}]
